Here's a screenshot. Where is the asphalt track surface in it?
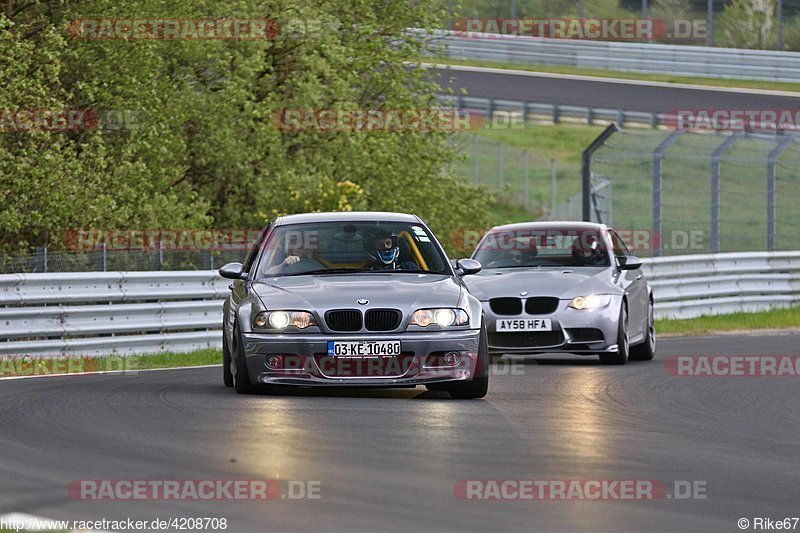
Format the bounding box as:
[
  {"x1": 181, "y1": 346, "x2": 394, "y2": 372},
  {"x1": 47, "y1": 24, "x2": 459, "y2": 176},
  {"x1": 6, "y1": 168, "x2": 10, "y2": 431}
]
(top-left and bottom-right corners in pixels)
[
  {"x1": 433, "y1": 65, "x2": 800, "y2": 114},
  {"x1": 1, "y1": 333, "x2": 799, "y2": 532}
]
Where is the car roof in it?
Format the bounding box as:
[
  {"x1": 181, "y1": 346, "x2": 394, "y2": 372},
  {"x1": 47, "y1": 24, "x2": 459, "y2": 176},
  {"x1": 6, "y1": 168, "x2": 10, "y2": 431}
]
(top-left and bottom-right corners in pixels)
[
  {"x1": 273, "y1": 211, "x2": 422, "y2": 226},
  {"x1": 488, "y1": 221, "x2": 609, "y2": 232}
]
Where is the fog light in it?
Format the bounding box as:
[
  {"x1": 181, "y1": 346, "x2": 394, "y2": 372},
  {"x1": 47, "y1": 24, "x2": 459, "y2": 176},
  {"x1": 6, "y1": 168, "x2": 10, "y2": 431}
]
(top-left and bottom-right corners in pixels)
[
  {"x1": 443, "y1": 351, "x2": 462, "y2": 366},
  {"x1": 266, "y1": 355, "x2": 283, "y2": 369}
]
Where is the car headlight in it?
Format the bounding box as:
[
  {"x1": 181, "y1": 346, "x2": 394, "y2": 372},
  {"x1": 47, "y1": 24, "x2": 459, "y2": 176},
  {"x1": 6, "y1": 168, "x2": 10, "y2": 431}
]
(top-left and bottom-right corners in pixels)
[
  {"x1": 254, "y1": 311, "x2": 316, "y2": 330},
  {"x1": 410, "y1": 308, "x2": 469, "y2": 327},
  {"x1": 569, "y1": 295, "x2": 612, "y2": 310}
]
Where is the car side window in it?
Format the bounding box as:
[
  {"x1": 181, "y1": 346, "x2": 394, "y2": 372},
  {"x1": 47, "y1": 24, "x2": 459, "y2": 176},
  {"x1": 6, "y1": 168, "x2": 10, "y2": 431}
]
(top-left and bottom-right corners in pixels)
[
  {"x1": 609, "y1": 230, "x2": 631, "y2": 258},
  {"x1": 244, "y1": 225, "x2": 271, "y2": 275}
]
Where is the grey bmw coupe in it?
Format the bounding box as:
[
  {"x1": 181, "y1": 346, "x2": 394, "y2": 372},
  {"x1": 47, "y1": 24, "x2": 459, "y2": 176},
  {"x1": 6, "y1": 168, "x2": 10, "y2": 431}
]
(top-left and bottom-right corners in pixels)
[
  {"x1": 219, "y1": 212, "x2": 488, "y2": 398},
  {"x1": 464, "y1": 221, "x2": 655, "y2": 365}
]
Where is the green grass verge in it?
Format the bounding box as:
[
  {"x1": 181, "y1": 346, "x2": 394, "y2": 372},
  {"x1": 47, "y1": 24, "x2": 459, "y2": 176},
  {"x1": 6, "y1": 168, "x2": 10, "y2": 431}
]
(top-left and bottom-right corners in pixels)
[
  {"x1": 0, "y1": 348, "x2": 220, "y2": 378},
  {"x1": 433, "y1": 57, "x2": 800, "y2": 93},
  {"x1": 656, "y1": 306, "x2": 800, "y2": 336},
  {"x1": 117, "y1": 349, "x2": 221, "y2": 369}
]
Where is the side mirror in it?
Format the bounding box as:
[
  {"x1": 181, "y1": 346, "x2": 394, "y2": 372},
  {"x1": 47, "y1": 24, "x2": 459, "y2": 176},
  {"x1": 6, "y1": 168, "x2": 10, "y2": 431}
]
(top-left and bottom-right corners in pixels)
[
  {"x1": 219, "y1": 262, "x2": 248, "y2": 280},
  {"x1": 618, "y1": 256, "x2": 642, "y2": 270},
  {"x1": 455, "y1": 258, "x2": 482, "y2": 276}
]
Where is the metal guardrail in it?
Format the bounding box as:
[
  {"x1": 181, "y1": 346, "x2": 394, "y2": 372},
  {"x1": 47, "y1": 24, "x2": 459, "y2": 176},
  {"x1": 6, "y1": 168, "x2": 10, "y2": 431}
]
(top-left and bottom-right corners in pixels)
[
  {"x1": 0, "y1": 271, "x2": 227, "y2": 356},
  {"x1": 425, "y1": 29, "x2": 800, "y2": 83},
  {"x1": 1, "y1": 252, "x2": 797, "y2": 357},
  {"x1": 642, "y1": 251, "x2": 800, "y2": 319},
  {"x1": 437, "y1": 94, "x2": 664, "y2": 129}
]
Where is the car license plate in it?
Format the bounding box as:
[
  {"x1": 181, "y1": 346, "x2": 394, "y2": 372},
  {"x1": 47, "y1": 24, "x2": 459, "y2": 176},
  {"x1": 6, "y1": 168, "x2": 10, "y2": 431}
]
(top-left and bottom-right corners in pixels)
[
  {"x1": 327, "y1": 340, "x2": 401, "y2": 357},
  {"x1": 496, "y1": 318, "x2": 552, "y2": 331}
]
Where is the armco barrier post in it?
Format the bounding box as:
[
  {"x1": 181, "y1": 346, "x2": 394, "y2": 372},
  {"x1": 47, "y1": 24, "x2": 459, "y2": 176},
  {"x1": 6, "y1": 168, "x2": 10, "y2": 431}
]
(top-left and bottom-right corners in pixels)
[
  {"x1": 652, "y1": 131, "x2": 685, "y2": 257},
  {"x1": 34, "y1": 247, "x2": 47, "y2": 273},
  {"x1": 471, "y1": 135, "x2": 478, "y2": 184},
  {"x1": 523, "y1": 149, "x2": 530, "y2": 211},
  {"x1": 582, "y1": 123, "x2": 619, "y2": 222},
  {"x1": 767, "y1": 136, "x2": 794, "y2": 251},
  {"x1": 710, "y1": 133, "x2": 743, "y2": 253}
]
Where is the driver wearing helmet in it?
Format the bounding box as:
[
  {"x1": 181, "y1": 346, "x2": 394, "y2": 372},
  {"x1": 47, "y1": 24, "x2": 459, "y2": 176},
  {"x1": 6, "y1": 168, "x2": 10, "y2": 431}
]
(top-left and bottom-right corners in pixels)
[
  {"x1": 365, "y1": 229, "x2": 417, "y2": 270},
  {"x1": 571, "y1": 232, "x2": 603, "y2": 266}
]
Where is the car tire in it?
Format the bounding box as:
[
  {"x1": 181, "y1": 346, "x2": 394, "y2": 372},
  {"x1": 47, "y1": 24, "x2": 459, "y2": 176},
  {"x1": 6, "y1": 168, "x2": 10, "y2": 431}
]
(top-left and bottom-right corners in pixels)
[
  {"x1": 448, "y1": 321, "x2": 489, "y2": 399},
  {"x1": 630, "y1": 299, "x2": 656, "y2": 361},
  {"x1": 599, "y1": 304, "x2": 628, "y2": 365},
  {"x1": 222, "y1": 329, "x2": 233, "y2": 387},
  {"x1": 232, "y1": 325, "x2": 260, "y2": 394}
]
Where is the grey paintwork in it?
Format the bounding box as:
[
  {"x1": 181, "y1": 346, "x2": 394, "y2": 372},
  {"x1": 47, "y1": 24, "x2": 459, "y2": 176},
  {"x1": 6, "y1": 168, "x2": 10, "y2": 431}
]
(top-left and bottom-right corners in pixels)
[
  {"x1": 222, "y1": 212, "x2": 484, "y2": 387},
  {"x1": 465, "y1": 221, "x2": 652, "y2": 357}
]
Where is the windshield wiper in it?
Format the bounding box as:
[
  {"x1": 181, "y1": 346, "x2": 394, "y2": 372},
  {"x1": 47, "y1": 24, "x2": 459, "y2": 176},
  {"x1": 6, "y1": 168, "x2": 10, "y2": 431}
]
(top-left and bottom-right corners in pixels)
[
  {"x1": 276, "y1": 267, "x2": 445, "y2": 277},
  {"x1": 488, "y1": 264, "x2": 545, "y2": 269},
  {"x1": 279, "y1": 268, "x2": 371, "y2": 277}
]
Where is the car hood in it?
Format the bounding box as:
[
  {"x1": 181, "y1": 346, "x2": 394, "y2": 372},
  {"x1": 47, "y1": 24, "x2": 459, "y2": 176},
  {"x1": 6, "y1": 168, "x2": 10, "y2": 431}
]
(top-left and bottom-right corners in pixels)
[
  {"x1": 463, "y1": 267, "x2": 619, "y2": 300},
  {"x1": 252, "y1": 273, "x2": 463, "y2": 311}
]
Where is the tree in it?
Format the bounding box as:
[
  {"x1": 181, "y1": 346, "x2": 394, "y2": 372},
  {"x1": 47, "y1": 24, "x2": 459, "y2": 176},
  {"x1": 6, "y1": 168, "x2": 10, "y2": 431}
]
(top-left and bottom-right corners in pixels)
[
  {"x1": 0, "y1": 0, "x2": 489, "y2": 256},
  {"x1": 719, "y1": 0, "x2": 776, "y2": 49}
]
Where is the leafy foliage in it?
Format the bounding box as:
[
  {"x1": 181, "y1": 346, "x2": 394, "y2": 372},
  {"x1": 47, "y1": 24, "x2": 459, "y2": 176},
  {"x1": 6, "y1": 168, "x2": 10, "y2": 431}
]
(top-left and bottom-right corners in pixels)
[
  {"x1": 719, "y1": 0, "x2": 776, "y2": 49},
  {"x1": 0, "y1": 0, "x2": 490, "y2": 256}
]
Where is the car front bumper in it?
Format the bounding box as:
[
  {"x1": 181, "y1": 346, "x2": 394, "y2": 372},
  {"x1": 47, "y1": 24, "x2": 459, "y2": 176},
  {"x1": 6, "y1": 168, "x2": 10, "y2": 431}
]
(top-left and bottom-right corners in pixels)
[
  {"x1": 241, "y1": 329, "x2": 481, "y2": 387},
  {"x1": 482, "y1": 297, "x2": 622, "y2": 355}
]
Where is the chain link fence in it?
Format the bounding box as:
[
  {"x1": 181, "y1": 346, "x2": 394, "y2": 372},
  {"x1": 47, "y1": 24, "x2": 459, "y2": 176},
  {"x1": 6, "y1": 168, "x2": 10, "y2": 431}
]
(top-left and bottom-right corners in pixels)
[
  {"x1": 449, "y1": 134, "x2": 575, "y2": 216},
  {"x1": 449, "y1": 133, "x2": 611, "y2": 222},
  {"x1": 588, "y1": 128, "x2": 800, "y2": 256},
  {"x1": 0, "y1": 247, "x2": 247, "y2": 274}
]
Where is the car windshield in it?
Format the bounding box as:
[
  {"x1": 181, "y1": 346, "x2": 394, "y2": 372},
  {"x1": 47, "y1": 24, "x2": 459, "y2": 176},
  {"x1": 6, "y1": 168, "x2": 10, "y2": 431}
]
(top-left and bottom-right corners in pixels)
[
  {"x1": 255, "y1": 221, "x2": 450, "y2": 278},
  {"x1": 473, "y1": 227, "x2": 611, "y2": 268}
]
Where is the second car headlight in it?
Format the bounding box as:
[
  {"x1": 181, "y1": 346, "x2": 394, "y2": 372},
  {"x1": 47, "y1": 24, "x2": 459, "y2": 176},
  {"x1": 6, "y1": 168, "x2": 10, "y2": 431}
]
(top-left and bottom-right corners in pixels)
[
  {"x1": 569, "y1": 295, "x2": 612, "y2": 310},
  {"x1": 254, "y1": 311, "x2": 316, "y2": 330},
  {"x1": 410, "y1": 308, "x2": 469, "y2": 327}
]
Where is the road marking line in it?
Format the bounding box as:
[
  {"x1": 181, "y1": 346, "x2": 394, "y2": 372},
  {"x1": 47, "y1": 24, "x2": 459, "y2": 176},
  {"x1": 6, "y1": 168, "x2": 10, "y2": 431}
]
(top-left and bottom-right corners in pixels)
[{"x1": 0, "y1": 364, "x2": 220, "y2": 381}]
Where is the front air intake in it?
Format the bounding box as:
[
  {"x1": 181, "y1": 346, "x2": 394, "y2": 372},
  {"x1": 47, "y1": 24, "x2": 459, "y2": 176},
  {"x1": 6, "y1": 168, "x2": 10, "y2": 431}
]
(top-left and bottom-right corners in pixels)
[{"x1": 325, "y1": 309, "x2": 362, "y2": 332}]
